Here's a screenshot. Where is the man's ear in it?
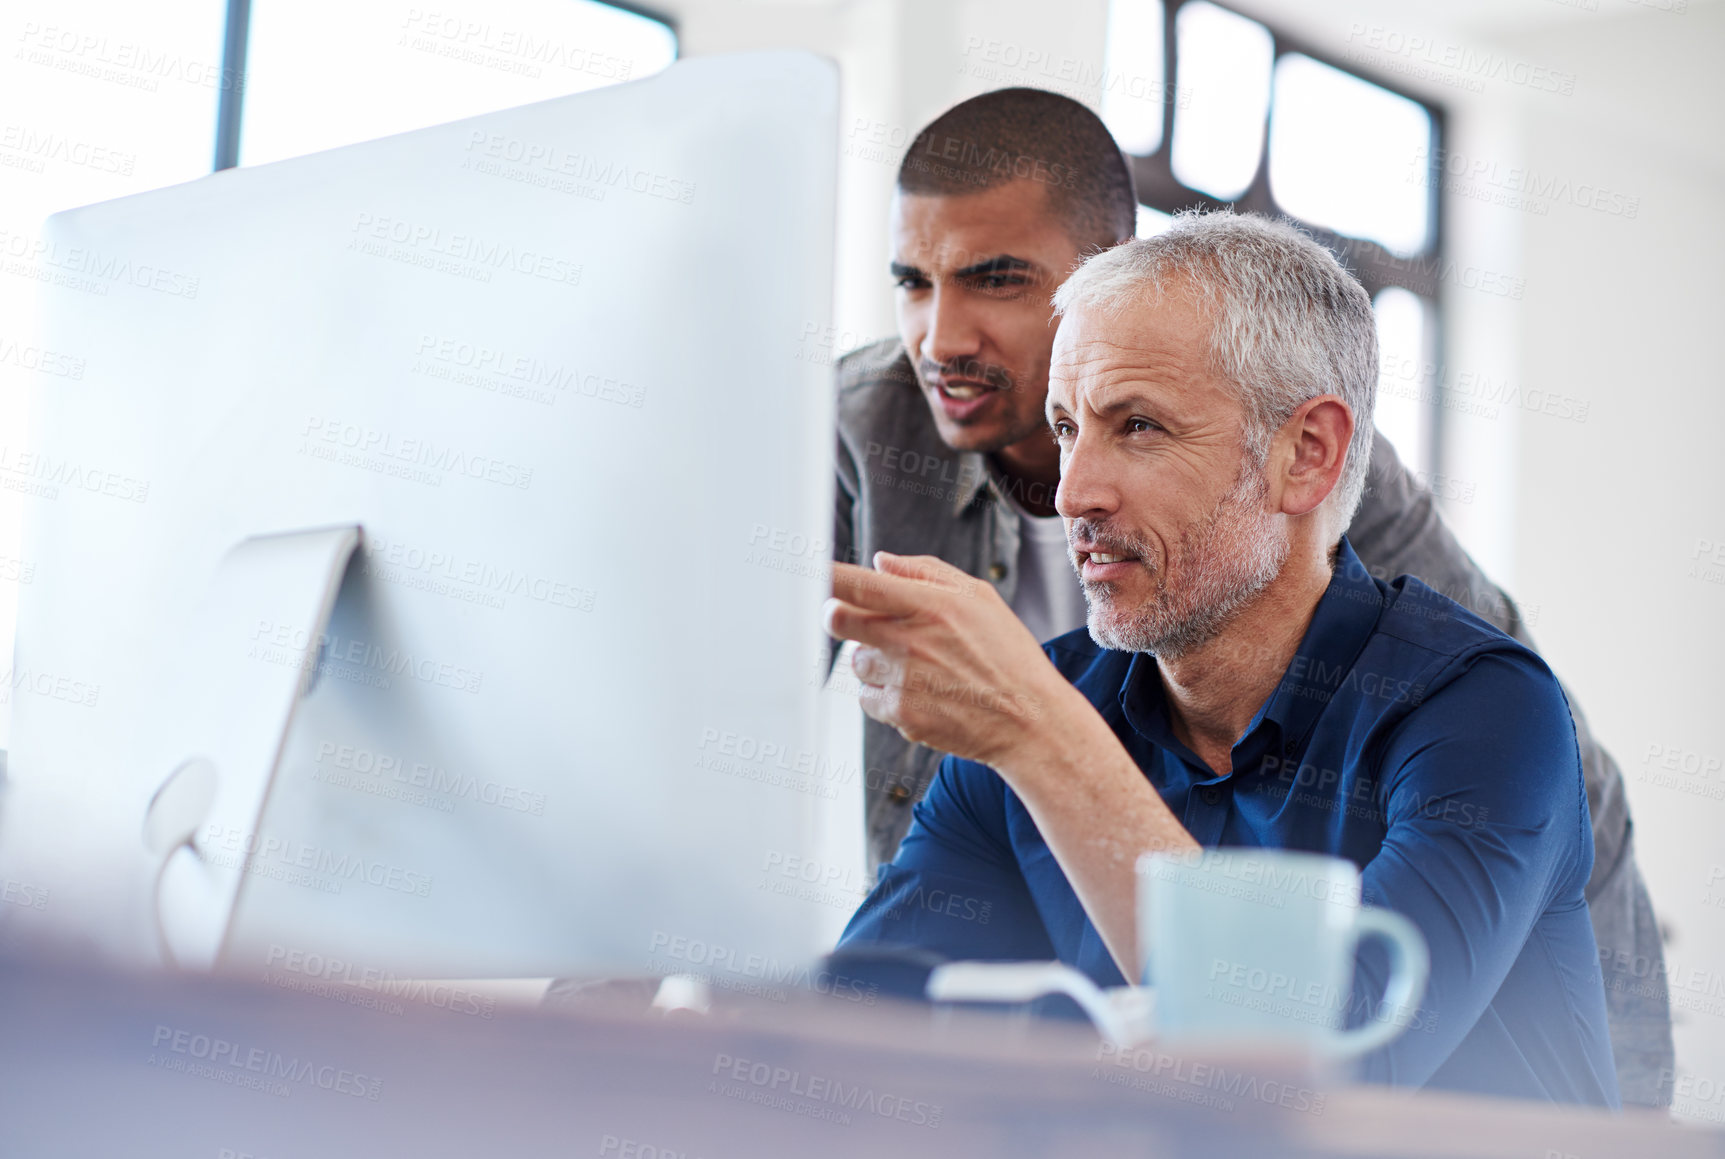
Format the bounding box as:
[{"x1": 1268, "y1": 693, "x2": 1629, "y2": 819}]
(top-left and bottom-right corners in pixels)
[{"x1": 1269, "y1": 395, "x2": 1354, "y2": 518}]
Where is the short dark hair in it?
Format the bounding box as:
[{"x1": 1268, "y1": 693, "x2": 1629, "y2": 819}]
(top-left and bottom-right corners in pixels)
[{"x1": 896, "y1": 88, "x2": 1138, "y2": 248}]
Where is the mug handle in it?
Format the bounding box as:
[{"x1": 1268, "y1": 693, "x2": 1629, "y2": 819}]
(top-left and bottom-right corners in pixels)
[{"x1": 1322, "y1": 906, "x2": 1431, "y2": 1060}]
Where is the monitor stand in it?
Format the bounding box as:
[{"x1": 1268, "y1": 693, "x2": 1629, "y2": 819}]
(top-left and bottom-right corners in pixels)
[{"x1": 144, "y1": 524, "x2": 362, "y2": 970}]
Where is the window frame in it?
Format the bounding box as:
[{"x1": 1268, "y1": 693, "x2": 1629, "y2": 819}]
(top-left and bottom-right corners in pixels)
[
  {"x1": 210, "y1": 0, "x2": 679, "y2": 174},
  {"x1": 1122, "y1": 0, "x2": 1448, "y2": 472}
]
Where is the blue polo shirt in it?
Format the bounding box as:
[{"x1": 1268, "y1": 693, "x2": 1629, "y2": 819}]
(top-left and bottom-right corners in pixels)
[{"x1": 839, "y1": 537, "x2": 1619, "y2": 1107}]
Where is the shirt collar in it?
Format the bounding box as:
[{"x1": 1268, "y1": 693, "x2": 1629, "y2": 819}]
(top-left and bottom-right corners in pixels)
[
  {"x1": 1258, "y1": 536, "x2": 1386, "y2": 748},
  {"x1": 1118, "y1": 536, "x2": 1385, "y2": 769}
]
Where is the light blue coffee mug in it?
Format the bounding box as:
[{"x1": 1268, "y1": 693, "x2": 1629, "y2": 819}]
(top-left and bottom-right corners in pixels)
[{"x1": 1138, "y1": 847, "x2": 1430, "y2": 1059}]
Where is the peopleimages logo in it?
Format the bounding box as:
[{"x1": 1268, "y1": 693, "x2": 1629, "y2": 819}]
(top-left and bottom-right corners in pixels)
[
  {"x1": 0, "y1": 442, "x2": 150, "y2": 503},
  {"x1": 249, "y1": 618, "x2": 485, "y2": 695},
  {"x1": 414, "y1": 333, "x2": 646, "y2": 409},
  {"x1": 0, "y1": 123, "x2": 136, "y2": 175},
  {"x1": 646, "y1": 931, "x2": 878, "y2": 1006},
  {"x1": 14, "y1": 22, "x2": 245, "y2": 92},
  {"x1": 1, "y1": 878, "x2": 50, "y2": 910},
  {"x1": 347, "y1": 212, "x2": 582, "y2": 288},
  {"x1": 313, "y1": 742, "x2": 546, "y2": 816},
  {"x1": 0, "y1": 226, "x2": 198, "y2": 298},
  {"x1": 761, "y1": 850, "x2": 871, "y2": 896},
  {"x1": 201, "y1": 824, "x2": 434, "y2": 898},
  {"x1": 263, "y1": 945, "x2": 495, "y2": 1018},
  {"x1": 711, "y1": 1052, "x2": 942, "y2": 1128},
  {"x1": 0, "y1": 665, "x2": 100, "y2": 708},
  {"x1": 0, "y1": 333, "x2": 85, "y2": 379},
  {"x1": 1148, "y1": 849, "x2": 1361, "y2": 908},
  {"x1": 1205, "y1": 957, "x2": 1436, "y2": 1034},
  {"x1": 956, "y1": 35, "x2": 1187, "y2": 112},
  {"x1": 1409, "y1": 147, "x2": 1639, "y2": 219},
  {"x1": 463, "y1": 131, "x2": 695, "y2": 205},
  {"x1": 598, "y1": 1135, "x2": 702, "y2": 1159},
  {"x1": 148, "y1": 1025, "x2": 382, "y2": 1099},
  {"x1": 1342, "y1": 25, "x2": 1577, "y2": 95},
  {"x1": 1094, "y1": 1042, "x2": 1328, "y2": 1114},
  {"x1": 694, "y1": 726, "x2": 860, "y2": 799},
  {"x1": 1663, "y1": 1067, "x2": 1725, "y2": 1125},
  {"x1": 299, "y1": 416, "x2": 533, "y2": 491},
  {"x1": 400, "y1": 10, "x2": 635, "y2": 80},
  {"x1": 365, "y1": 532, "x2": 597, "y2": 615}
]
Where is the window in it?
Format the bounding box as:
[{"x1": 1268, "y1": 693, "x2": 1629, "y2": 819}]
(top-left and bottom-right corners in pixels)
[
  {"x1": 1103, "y1": 0, "x2": 1443, "y2": 476},
  {"x1": 1269, "y1": 54, "x2": 1431, "y2": 258},
  {"x1": 239, "y1": 0, "x2": 677, "y2": 166},
  {"x1": 1372, "y1": 288, "x2": 1434, "y2": 477},
  {"x1": 1136, "y1": 204, "x2": 1176, "y2": 238},
  {"x1": 1169, "y1": 1, "x2": 1274, "y2": 202},
  {"x1": 1099, "y1": 0, "x2": 1166, "y2": 156}
]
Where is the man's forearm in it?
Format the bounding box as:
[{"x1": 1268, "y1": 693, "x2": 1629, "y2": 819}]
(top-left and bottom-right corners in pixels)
[
  {"x1": 826, "y1": 552, "x2": 1198, "y2": 981},
  {"x1": 997, "y1": 688, "x2": 1200, "y2": 983}
]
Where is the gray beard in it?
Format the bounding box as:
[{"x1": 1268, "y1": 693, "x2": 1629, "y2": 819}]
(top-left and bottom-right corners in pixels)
[{"x1": 1072, "y1": 462, "x2": 1289, "y2": 658}]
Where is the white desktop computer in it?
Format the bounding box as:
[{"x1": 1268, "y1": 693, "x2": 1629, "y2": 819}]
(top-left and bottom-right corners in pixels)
[{"x1": 0, "y1": 50, "x2": 862, "y2": 984}]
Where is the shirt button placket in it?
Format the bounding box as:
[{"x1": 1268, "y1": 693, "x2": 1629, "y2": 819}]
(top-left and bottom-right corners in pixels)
[{"x1": 1185, "y1": 781, "x2": 1230, "y2": 844}]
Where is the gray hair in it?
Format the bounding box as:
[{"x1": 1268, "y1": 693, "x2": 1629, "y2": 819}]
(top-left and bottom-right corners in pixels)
[{"x1": 1051, "y1": 209, "x2": 1378, "y2": 532}]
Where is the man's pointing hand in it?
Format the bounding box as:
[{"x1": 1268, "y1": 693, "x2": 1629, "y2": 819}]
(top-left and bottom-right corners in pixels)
[{"x1": 825, "y1": 551, "x2": 1075, "y2": 768}]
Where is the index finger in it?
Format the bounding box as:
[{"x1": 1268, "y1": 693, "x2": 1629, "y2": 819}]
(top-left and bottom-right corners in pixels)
[{"x1": 830, "y1": 561, "x2": 930, "y2": 617}]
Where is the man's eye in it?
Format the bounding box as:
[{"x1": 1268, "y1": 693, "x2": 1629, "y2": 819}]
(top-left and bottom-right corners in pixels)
[
  {"x1": 1052, "y1": 421, "x2": 1075, "y2": 440},
  {"x1": 976, "y1": 274, "x2": 1025, "y2": 291},
  {"x1": 894, "y1": 274, "x2": 928, "y2": 291},
  {"x1": 1126, "y1": 417, "x2": 1160, "y2": 434}
]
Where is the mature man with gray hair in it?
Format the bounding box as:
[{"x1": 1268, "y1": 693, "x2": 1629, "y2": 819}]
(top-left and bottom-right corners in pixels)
[
  {"x1": 837, "y1": 86, "x2": 1667, "y2": 1107},
  {"x1": 829, "y1": 210, "x2": 1619, "y2": 1104}
]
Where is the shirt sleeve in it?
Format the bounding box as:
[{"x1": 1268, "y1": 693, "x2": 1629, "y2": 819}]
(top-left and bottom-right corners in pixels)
[
  {"x1": 827, "y1": 400, "x2": 860, "y2": 681},
  {"x1": 834, "y1": 423, "x2": 858, "y2": 569},
  {"x1": 837, "y1": 754, "x2": 1056, "y2": 962},
  {"x1": 1352, "y1": 648, "x2": 1593, "y2": 1088}
]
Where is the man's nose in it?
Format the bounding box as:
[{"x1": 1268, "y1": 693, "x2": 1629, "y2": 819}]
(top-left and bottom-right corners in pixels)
[
  {"x1": 921, "y1": 286, "x2": 982, "y2": 368},
  {"x1": 1055, "y1": 431, "x2": 1119, "y2": 522}
]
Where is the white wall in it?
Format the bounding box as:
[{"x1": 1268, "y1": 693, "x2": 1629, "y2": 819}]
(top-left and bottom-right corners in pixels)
[{"x1": 1497, "y1": 3, "x2": 1725, "y2": 1120}]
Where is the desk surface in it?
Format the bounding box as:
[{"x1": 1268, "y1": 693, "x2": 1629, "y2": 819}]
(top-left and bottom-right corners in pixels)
[{"x1": 0, "y1": 952, "x2": 1717, "y2": 1159}]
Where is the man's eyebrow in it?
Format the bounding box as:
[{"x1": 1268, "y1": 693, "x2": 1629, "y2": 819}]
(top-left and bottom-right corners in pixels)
[
  {"x1": 954, "y1": 254, "x2": 1034, "y2": 278},
  {"x1": 891, "y1": 255, "x2": 1039, "y2": 281},
  {"x1": 1085, "y1": 393, "x2": 1149, "y2": 418},
  {"x1": 1046, "y1": 390, "x2": 1162, "y2": 423}
]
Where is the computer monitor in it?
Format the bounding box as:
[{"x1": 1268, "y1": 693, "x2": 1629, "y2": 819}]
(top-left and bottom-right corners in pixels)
[{"x1": 0, "y1": 50, "x2": 862, "y2": 982}]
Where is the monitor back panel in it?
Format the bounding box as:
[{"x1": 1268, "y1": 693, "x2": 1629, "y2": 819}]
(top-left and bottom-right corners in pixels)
[{"x1": 2, "y1": 51, "x2": 853, "y2": 979}]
